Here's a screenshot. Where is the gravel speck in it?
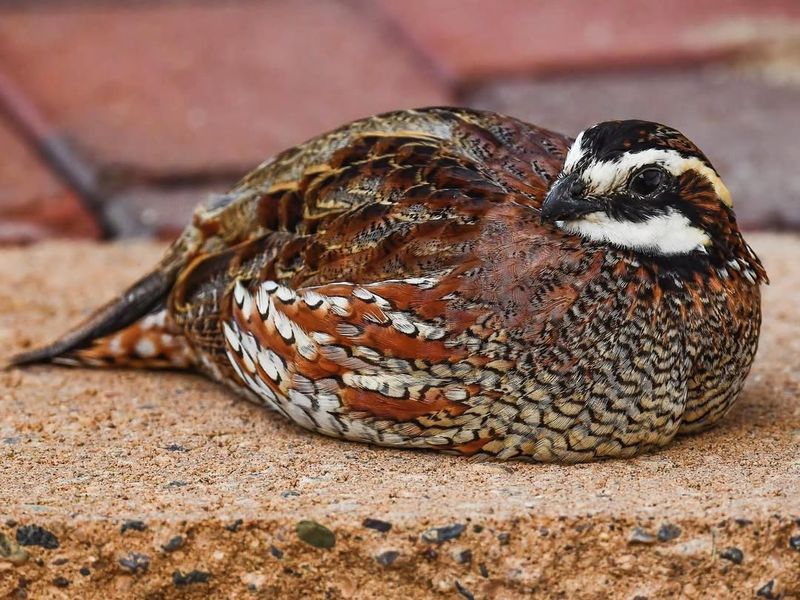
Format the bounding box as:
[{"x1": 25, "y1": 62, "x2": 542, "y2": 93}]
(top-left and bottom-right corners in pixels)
[
  {"x1": 421, "y1": 523, "x2": 465, "y2": 544},
  {"x1": 479, "y1": 562, "x2": 489, "y2": 578},
  {"x1": 657, "y1": 523, "x2": 681, "y2": 542},
  {"x1": 455, "y1": 580, "x2": 475, "y2": 600},
  {"x1": 120, "y1": 520, "x2": 147, "y2": 534},
  {"x1": 628, "y1": 527, "x2": 657, "y2": 545},
  {"x1": 79, "y1": 567, "x2": 91, "y2": 577},
  {"x1": 453, "y1": 548, "x2": 472, "y2": 564},
  {"x1": 225, "y1": 519, "x2": 243, "y2": 532},
  {"x1": 756, "y1": 580, "x2": 778, "y2": 599},
  {"x1": 497, "y1": 532, "x2": 510, "y2": 545},
  {"x1": 0, "y1": 532, "x2": 29, "y2": 564},
  {"x1": 119, "y1": 553, "x2": 150, "y2": 573},
  {"x1": 164, "y1": 444, "x2": 188, "y2": 452},
  {"x1": 423, "y1": 548, "x2": 438, "y2": 560},
  {"x1": 789, "y1": 535, "x2": 800, "y2": 551},
  {"x1": 269, "y1": 545, "x2": 284, "y2": 559},
  {"x1": 161, "y1": 536, "x2": 184, "y2": 553},
  {"x1": 720, "y1": 547, "x2": 744, "y2": 564},
  {"x1": 362, "y1": 518, "x2": 392, "y2": 533},
  {"x1": 52, "y1": 576, "x2": 70, "y2": 588},
  {"x1": 375, "y1": 550, "x2": 399, "y2": 566},
  {"x1": 296, "y1": 520, "x2": 335, "y2": 549},
  {"x1": 16, "y1": 525, "x2": 59, "y2": 549},
  {"x1": 173, "y1": 570, "x2": 210, "y2": 586}
]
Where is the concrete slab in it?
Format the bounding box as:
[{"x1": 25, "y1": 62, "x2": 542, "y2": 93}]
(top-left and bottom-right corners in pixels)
[{"x1": 0, "y1": 238, "x2": 798, "y2": 598}]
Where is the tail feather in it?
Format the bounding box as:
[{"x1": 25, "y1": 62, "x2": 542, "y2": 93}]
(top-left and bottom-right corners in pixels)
[
  {"x1": 54, "y1": 309, "x2": 196, "y2": 369},
  {"x1": 8, "y1": 267, "x2": 193, "y2": 369}
]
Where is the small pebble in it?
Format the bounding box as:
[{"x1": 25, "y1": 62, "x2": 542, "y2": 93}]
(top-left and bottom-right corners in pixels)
[
  {"x1": 756, "y1": 580, "x2": 778, "y2": 599},
  {"x1": 225, "y1": 519, "x2": 243, "y2": 533},
  {"x1": 455, "y1": 580, "x2": 475, "y2": 600},
  {"x1": 497, "y1": 532, "x2": 510, "y2": 545},
  {"x1": 120, "y1": 520, "x2": 147, "y2": 534},
  {"x1": 162, "y1": 536, "x2": 184, "y2": 553},
  {"x1": 657, "y1": 523, "x2": 681, "y2": 542},
  {"x1": 52, "y1": 577, "x2": 70, "y2": 588},
  {"x1": 789, "y1": 535, "x2": 800, "y2": 551},
  {"x1": 479, "y1": 562, "x2": 489, "y2": 578},
  {"x1": 472, "y1": 524, "x2": 484, "y2": 534},
  {"x1": 269, "y1": 545, "x2": 284, "y2": 559},
  {"x1": 628, "y1": 527, "x2": 657, "y2": 545},
  {"x1": 296, "y1": 520, "x2": 335, "y2": 549},
  {"x1": 375, "y1": 550, "x2": 399, "y2": 567},
  {"x1": 173, "y1": 570, "x2": 210, "y2": 586},
  {"x1": 453, "y1": 548, "x2": 472, "y2": 564},
  {"x1": 423, "y1": 548, "x2": 438, "y2": 560},
  {"x1": 52, "y1": 557, "x2": 69, "y2": 566},
  {"x1": 422, "y1": 523, "x2": 465, "y2": 544},
  {"x1": 16, "y1": 525, "x2": 59, "y2": 549},
  {"x1": 164, "y1": 444, "x2": 188, "y2": 452},
  {"x1": 119, "y1": 553, "x2": 150, "y2": 573},
  {"x1": 362, "y1": 518, "x2": 392, "y2": 533},
  {"x1": 79, "y1": 567, "x2": 91, "y2": 577},
  {"x1": 720, "y1": 547, "x2": 744, "y2": 565},
  {"x1": 0, "y1": 533, "x2": 29, "y2": 564}
]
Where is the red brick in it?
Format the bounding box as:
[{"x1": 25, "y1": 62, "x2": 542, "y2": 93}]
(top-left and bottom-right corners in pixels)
[
  {"x1": 108, "y1": 184, "x2": 232, "y2": 241},
  {"x1": 0, "y1": 121, "x2": 100, "y2": 243},
  {"x1": 377, "y1": 0, "x2": 800, "y2": 81},
  {"x1": 0, "y1": 2, "x2": 451, "y2": 178}
]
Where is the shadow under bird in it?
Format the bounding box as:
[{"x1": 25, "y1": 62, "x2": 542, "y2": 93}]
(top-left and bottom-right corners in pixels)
[{"x1": 10, "y1": 107, "x2": 768, "y2": 463}]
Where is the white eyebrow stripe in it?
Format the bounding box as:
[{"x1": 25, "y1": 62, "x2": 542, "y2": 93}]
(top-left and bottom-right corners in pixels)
[
  {"x1": 580, "y1": 148, "x2": 732, "y2": 207},
  {"x1": 562, "y1": 130, "x2": 586, "y2": 172}
]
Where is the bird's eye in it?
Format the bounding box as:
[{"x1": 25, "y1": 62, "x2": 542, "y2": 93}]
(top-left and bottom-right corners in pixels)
[{"x1": 629, "y1": 167, "x2": 666, "y2": 197}]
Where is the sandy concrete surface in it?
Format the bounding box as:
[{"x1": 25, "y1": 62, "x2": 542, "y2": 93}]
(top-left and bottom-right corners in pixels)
[{"x1": 0, "y1": 236, "x2": 798, "y2": 599}]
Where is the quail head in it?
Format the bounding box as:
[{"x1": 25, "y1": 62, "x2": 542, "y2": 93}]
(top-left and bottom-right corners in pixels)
[{"x1": 11, "y1": 108, "x2": 767, "y2": 463}]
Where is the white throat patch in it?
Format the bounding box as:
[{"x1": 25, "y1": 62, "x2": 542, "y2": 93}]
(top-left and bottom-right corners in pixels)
[{"x1": 557, "y1": 208, "x2": 710, "y2": 255}]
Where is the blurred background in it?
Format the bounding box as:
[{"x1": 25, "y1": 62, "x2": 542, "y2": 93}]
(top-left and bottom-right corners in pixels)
[{"x1": 1, "y1": 0, "x2": 799, "y2": 244}]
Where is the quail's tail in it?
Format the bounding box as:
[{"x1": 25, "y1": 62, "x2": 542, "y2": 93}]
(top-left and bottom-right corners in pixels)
[{"x1": 8, "y1": 267, "x2": 195, "y2": 370}]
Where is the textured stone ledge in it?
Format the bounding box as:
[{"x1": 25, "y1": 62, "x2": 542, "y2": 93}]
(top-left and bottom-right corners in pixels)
[{"x1": 0, "y1": 236, "x2": 798, "y2": 599}]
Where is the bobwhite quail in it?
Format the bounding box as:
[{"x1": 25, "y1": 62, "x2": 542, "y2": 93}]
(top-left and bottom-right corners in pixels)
[{"x1": 11, "y1": 108, "x2": 767, "y2": 463}]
